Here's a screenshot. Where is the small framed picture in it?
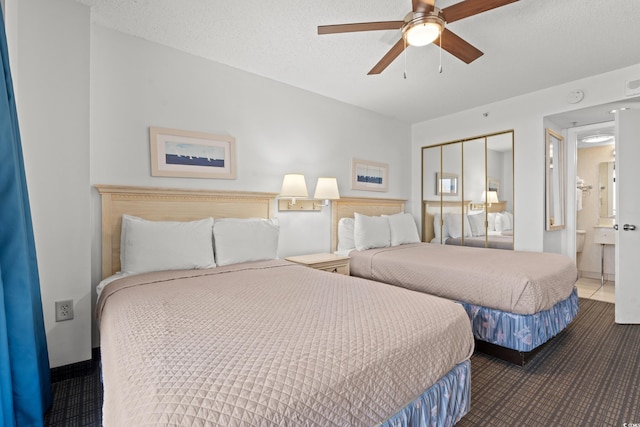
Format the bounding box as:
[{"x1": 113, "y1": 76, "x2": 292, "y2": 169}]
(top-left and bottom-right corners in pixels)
[
  {"x1": 436, "y1": 172, "x2": 458, "y2": 196},
  {"x1": 149, "y1": 127, "x2": 236, "y2": 179},
  {"x1": 488, "y1": 177, "x2": 500, "y2": 196},
  {"x1": 351, "y1": 158, "x2": 388, "y2": 192}
]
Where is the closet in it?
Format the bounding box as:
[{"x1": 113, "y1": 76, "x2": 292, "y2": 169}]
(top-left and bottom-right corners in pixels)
[{"x1": 421, "y1": 130, "x2": 514, "y2": 249}]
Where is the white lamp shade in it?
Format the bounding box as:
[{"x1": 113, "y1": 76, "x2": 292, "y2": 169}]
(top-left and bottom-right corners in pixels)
[
  {"x1": 482, "y1": 190, "x2": 499, "y2": 204},
  {"x1": 314, "y1": 177, "x2": 340, "y2": 200},
  {"x1": 280, "y1": 174, "x2": 308, "y2": 198}
]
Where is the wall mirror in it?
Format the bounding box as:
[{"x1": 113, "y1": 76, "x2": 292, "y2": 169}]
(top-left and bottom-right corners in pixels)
[
  {"x1": 599, "y1": 161, "x2": 616, "y2": 218},
  {"x1": 422, "y1": 130, "x2": 514, "y2": 250},
  {"x1": 545, "y1": 128, "x2": 565, "y2": 230}
]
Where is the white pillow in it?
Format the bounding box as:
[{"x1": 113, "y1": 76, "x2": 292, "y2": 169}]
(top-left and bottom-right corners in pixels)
[
  {"x1": 121, "y1": 215, "x2": 215, "y2": 275},
  {"x1": 385, "y1": 213, "x2": 421, "y2": 246},
  {"x1": 433, "y1": 213, "x2": 450, "y2": 240},
  {"x1": 463, "y1": 215, "x2": 473, "y2": 237},
  {"x1": 504, "y1": 211, "x2": 514, "y2": 231},
  {"x1": 213, "y1": 218, "x2": 279, "y2": 266},
  {"x1": 487, "y1": 212, "x2": 497, "y2": 232},
  {"x1": 495, "y1": 213, "x2": 503, "y2": 233},
  {"x1": 496, "y1": 211, "x2": 513, "y2": 233},
  {"x1": 337, "y1": 217, "x2": 356, "y2": 251},
  {"x1": 444, "y1": 213, "x2": 472, "y2": 239},
  {"x1": 467, "y1": 212, "x2": 486, "y2": 237},
  {"x1": 354, "y1": 212, "x2": 391, "y2": 251}
]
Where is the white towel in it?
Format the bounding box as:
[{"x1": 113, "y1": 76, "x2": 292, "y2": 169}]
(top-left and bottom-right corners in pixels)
[{"x1": 576, "y1": 188, "x2": 583, "y2": 211}]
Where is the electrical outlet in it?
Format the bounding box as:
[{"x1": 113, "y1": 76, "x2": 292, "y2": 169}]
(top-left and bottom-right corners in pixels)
[{"x1": 55, "y1": 300, "x2": 74, "y2": 322}]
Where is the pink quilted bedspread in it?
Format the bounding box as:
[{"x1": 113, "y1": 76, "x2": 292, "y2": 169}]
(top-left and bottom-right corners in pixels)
[
  {"x1": 97, "y1": 260, "x2": 474, "y2": 426},
  {"x1": 349, "y1": 243, "x2": 578, "y2": 315}
]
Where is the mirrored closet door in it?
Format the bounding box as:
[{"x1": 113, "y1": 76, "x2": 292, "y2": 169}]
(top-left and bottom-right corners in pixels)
[{"x1": 422, "y1": 130, "x2": 514, "y2": 249}]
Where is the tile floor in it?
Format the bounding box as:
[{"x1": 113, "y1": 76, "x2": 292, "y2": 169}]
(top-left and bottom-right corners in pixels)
[{"x1": 575, "y1": 277, "x2": 615, "y2": 303}]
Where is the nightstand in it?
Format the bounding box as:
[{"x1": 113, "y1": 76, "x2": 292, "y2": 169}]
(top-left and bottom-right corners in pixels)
[{"x1": 285, "y1": 253, "x2": 350, "y2": 275}]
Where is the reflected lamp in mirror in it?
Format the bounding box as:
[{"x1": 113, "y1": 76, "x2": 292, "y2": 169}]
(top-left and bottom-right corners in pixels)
[
  {"x1": 481, "y1": 190, "x2": 499, "y2": 206},
  {"x1": 313, "y1": 177, "x2": 340, "y2": 208}
]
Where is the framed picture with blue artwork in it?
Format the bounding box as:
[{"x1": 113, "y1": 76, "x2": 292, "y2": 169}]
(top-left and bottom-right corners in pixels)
[
  {"x1": 351, "y1": 158, "x2": 388, "y2": 192},
  {"x1": 149, "y1": 127, "x2": 236, "y2": 179}
]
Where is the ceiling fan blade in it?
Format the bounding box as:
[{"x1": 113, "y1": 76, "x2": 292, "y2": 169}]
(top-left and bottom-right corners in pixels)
[
  {"x1": 318, "y1": 21, "x2": 403, "y2": 35},
  {"x1": 412, "y1": 0, "x2": 435, "y2": 13},
  {"x1": 434, "y1": 28, "x2": 483, "y2": 64},
  {"x1": 368, "y1": 38, "x2": 406, "y2": 75},
  {"x1": 443, "y1": 0, "x2": 518, "y2": 24}
]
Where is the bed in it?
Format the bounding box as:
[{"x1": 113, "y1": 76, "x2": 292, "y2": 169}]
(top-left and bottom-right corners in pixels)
[
  {"x1": 423, "y1": 200, "x2": 514, "y2": 250},
  {"x1": 332, "y1": 197, "x2": 579, "y2": 365},
  {"x1": 95, "y1": 185, "x2": 475, "y2": 426}
]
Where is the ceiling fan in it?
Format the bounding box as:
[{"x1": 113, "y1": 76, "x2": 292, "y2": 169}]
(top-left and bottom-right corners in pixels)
[{"x1": 318, "y1": 0, "x2": 518, "y2": 75}]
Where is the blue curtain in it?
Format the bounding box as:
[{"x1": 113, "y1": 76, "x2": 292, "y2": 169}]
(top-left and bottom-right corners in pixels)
[{"x1": 0, "y1": 8, "x2": 52, "y2": 427}]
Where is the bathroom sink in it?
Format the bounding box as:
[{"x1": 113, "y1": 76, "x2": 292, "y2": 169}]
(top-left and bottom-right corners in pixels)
[{"x1": 593, "y1": 227, "x2": 616, "y2": 245}]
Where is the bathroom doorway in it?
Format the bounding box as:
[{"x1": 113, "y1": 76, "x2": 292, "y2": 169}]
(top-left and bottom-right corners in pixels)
[{"x1": 575, "y1": 122, "x2": 616, "y2": 288}]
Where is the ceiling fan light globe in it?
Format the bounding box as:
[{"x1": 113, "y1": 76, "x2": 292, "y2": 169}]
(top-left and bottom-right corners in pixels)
[{"x1": 405, "y1": 22, "x2": 441, "y2": 46}]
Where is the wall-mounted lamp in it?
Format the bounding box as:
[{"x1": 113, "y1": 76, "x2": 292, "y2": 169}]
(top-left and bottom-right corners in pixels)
[
  {"x1": 278, "y1": 174, "x2": 341, "y2": 211},
  {"x1": 279, "y1": 173, "x2": 310, "y2": 210},
  {"x1": 313, "y1": 177, "x2": 340, "y2": 209},
  {"x1": 280, "y1": 174, "x2": 308, "y2": 203}
]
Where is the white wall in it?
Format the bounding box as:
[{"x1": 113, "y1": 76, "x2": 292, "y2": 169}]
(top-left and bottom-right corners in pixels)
[
  {"x1": 412, "y1": 63, "x2": 640, "y2": 253},
  {"x1": 10, "y1": 0, "x2": 91, "y2": 367},
  {"x1": 89, "y1": 26, "x2": 411, "y2": 347}
]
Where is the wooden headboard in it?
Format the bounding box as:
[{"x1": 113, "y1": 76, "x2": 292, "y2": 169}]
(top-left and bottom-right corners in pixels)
[
  {"x1": 330, "y1": 197, "x2": 406, "y2": 252},
  {"x1": 96, "y1": 185, "x2": 277, "y2": 278}
]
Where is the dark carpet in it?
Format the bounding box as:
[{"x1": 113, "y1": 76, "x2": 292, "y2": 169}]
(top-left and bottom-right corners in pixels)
[
  {"x1": 44, "y1": 299, "x2": 639, "y2": 426},
  {"x1": 458, "y1": 298, "x2": 640, "y2": 426},
  {"x1": 44, "y1": 353, "x2": 102, "y2": 427}
]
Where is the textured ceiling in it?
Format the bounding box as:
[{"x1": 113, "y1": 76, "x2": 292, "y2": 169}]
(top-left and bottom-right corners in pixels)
[{"x1": 76, "y1": 0, "x2": 640, "y2": 124}]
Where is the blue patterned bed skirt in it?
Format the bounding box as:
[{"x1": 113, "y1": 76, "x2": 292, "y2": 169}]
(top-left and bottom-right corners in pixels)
[
  {"x1": 459, "y1": 287, "x2": 579, "y2": 352},
  {"x1": 381, "y1": 360, "x2": 471, "y2": 427}
]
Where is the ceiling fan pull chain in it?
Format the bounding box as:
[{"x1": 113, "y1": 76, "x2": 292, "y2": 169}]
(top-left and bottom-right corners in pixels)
[
  {"x1": 438, "y1": 27, "x2": 443, "y2": 74},
  {"x1": 403, "y1": 37, "x2": 408, "y2": 79}
]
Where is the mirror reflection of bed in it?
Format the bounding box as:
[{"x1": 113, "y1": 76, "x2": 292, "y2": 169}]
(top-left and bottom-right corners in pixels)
[{"x1": 424, "y1": 200, "x2": 514, "y2": 250}]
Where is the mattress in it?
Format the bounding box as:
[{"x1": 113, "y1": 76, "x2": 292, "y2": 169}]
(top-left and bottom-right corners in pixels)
[
  {"x1": 97, "y1": 259, "x2": 474, "y2": 426},
  {"x1": 349, "y1": 243, "x2": 578, "y2": 315}
]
